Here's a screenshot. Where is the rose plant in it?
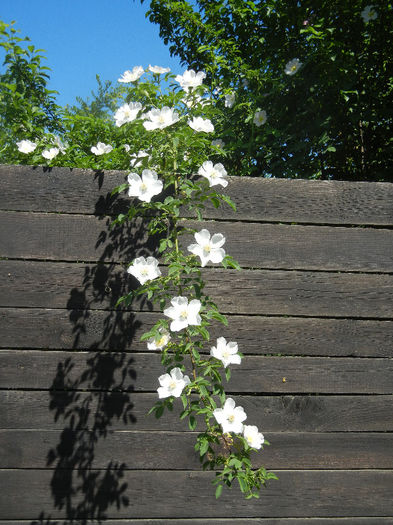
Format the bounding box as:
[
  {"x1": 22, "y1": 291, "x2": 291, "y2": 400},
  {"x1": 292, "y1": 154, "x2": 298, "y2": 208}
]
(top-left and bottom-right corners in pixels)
[{"x1": 11, "y1": 61, "x2": 277, "y2": 499}]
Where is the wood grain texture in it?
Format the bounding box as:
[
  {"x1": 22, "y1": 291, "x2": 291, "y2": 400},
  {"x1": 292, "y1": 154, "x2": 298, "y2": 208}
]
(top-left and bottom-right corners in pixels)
[
  {"x1": 2, "y1": 165, "x2": 393, "y2": 226},
  {"x1": 2, "y1": 308, "x2": 392, "y2": 357},
  {"x1": 2, "y1": 515, "x2": 392, "y2": 522},
  {"x1": 0, "y1": 470, "x2": 392, "y2": 518},
  {"x1": 2, "y1": 211, "x2": 393, "y2": 272},
  {"x1": 2, "y1": 260, "x2": 393, "y2": 318},
  {"x1": 0, "y1": 350, "x2": 393, "y2": 394},
  {"x1": 1, "y1": 351, "x2": 392, "y2": 394},
  {"x1": 1, "y1": 430, "x2": 391, "y2": 470},
  {"x1": 2, "y1": 391, "x2": 392, "y2": 432}
]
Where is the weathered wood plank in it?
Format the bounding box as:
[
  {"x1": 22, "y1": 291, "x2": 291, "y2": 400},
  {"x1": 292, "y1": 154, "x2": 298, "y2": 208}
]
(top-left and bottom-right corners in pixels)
[
  {"x1": 2, "y1": 165, "x2": 393, "y2": 226},
  {"x1": 2, "y1": 261, "x2": 393, "y2": 318},
  {"x1": 2, "y1": 391, "x2": 392, "y2": 432},
  {"x1": 0, "y1": 470, "x2": 392, "y2": 518},
  {"x1": 2, "y1": 211, "x2": 393, "y2": 272},
  {"x1": 1, "y1": 351, "x2": 392, "y2": 394},
  {"x1": 1, "y1": 430, "x2": 391, "y2": 470},
  {"x1": 0, "y1": 515, "x2": 392, "y2": 525},
  {"x1": 2, "y1": 308, "x2": 392, "y2": 357},
  {"x1": 0, "y1": 516, "x2": 392, "y2": 525}
]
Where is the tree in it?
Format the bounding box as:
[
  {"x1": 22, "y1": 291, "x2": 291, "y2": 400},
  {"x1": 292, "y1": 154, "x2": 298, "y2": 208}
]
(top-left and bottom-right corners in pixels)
[
  {"x1": 143, "y1": 0, "x2": 393, "y2": 181},
  {"x1": 0, "y1": 20, "x2": 62, "y2": 162}
]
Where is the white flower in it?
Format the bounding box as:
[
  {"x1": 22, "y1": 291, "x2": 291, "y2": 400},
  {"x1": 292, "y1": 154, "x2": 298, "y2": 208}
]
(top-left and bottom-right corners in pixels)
[
  {"x1": 42, "y1": 147, "x2": 59, "y2": 160},
  {"x1": 224, "y1": 93, "x2": 236, "y2": 108},
  {"x1": 147, "y1": 328, "x2": 171, "y2": 350},
  {"x1": 188, "y1": 229, "x2": 226, "y2": 267},
  {"x1": 285, "y1": 58, "x2": 302, "y2": 75},
  {"x1": 210, "y1": 337, "x2": 241, "y2": 368},
  {"x1": 52, "y1": 135, "x2": 66, "y2": 153},
  {"x1": 361, "y1": 5, "x2": 377, "y2": 23},
  {"x1": 212, "y1": 139, "x2": 225, "y2": 149},
  {"x1": 148, "y1": 65, "x2": 171, "y2": 74},
  {"x1": 16, "y1": 139, "x2": 37, "y2": 154},
  {"x1": 91, "y1": 142, "x2": 113, "y2": 155},
  {"x1": 182, "y1": 93, "x2": 210, "y2": 108},
  {"x1": 114, "y1": 102, "x2": 143, "y2": 127},
  {"x1": 123, "y1": 144, "x2": 131, "y2": 152},
  {"x1": 253, "y1": 110, "x2": 267, "y2": 127},
  {"x1": 198, "y1": 161, "x2": 228, "y2": 188},
  {"x1": 213, "y1": 398, "x2": 247, "y2": 434},
  {"x1": 188, "y1": 117, "x2": 214, "y2": 133},
  {"x1": 243, "y1": 425, "x2": 265, "y2": 449},
  {"x1": 143, "y1": 107, "x2": 180, "y2": 130},
  {"x1": 175, "y1": 69, "x2": 206, "y2": 92},
  {"x1": 130, "y1": 150, "x2": 150, "y2": 168},
  {"x1": 164, "y1": 296, "x2": 202, "y2": 332},
  {"x1": 118, "y1": 66, "x2": 144, "y2": 83},
  {"x1": 127, "y1": 256, "x2": 161, "y2": 285},
  {"x1": 127, "y1": 169, "x2": 163, "y2": 203},
  {"x1": 157, "y1": 367, "x2": 191, "y2": 399}
]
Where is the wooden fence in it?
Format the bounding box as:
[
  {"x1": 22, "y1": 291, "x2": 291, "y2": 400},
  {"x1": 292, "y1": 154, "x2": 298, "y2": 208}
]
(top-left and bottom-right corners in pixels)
[{"x1": 0, "y1": 164, "x2": 392, "y2": 524}]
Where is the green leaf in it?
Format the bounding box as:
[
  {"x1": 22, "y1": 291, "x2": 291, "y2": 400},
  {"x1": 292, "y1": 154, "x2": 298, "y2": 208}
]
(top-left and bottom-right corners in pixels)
[
  {"x1": 189, "y1": 415, "x2": 197, "y2": 430},
  {"x1": 215, "y1": 484, "x2": 223, "y2": 499}
]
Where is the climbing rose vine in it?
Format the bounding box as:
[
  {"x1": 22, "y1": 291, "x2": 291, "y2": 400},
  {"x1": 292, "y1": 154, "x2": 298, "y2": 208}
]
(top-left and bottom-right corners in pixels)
[{"x1": 13, "y1": 64, "x2": 277, "y2": 499}]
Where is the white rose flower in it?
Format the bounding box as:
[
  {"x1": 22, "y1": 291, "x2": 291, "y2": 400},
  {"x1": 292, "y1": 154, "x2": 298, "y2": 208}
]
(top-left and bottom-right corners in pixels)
[
  {"x1": 52, "y1": 135, "x2": 66, "y2": 153},
  {"x1": 210, "y1": 337, "x2": 241, "y2": 368},
  {"x1": 188, "y1": 117, "x2": 214, "y2": 133},
  {"x1": 285, "y1": 58, "x2": 302, "y2": 75},
  {"x1": 42, "y1": 147, "x2": 60, "y2": 160},
  {"x1": 157, "y1": 367, "x2": 191, "y2": 399},
  {"x1": 164, "y1": 296, "x2": 202, "y2": 332},
  {"x1": 182, "y1": 93, "x2": 210, "y2": 108},
  {"x1": 143, "y1": 107, "x2": 180, "y2": 130},
  {"x1": 147, "y1": 328, "x2": 171, "y2": 350},
  {"x1": 175, "y1": 69, "x2": 206, "y2": 92},
  {"x1": 123, "y1": 144, "x2": 131, "y2": 152},
  {"x1": 213, "y1": 398, "x2": 247, "y2": 434},
  {"x1": 361, "y1": 5, "x2": 378, "y2": 23},
  {"x1": 114, "y1": 102, "x2": 143, "y2": 127},
  {"x1": 127, "y1": 256, "x2": 161, "y2": 285},
  {"x1": 148, "y1": 65, "x2": 171, "y2": 74},
  {"x1": 224, "y1": 93, "x2": 236, "y2": 108},
  {"x1": 127, "y1": 169, "x2": 163, "y2": 203},
  {"x1": 16, "y1": 139, "x2": 37, "y2": 154},
  {"x1": 198, "y1": 160, "x2": 228, "y2": 187},
  {"x1": 91, "y1": 142, "x2": 113, "y2": 155},
  {"x1": 253, "y1": 110, "x2": 267, "y2": 127},
  {"x1": 130, "y1": 150, "x2": 150, "y2": 168},
  {"x1": 243, "y1": 425, "x2": 265, "y2": 449},
  {"x1": 118, "y1": 66, "x2": 144, "y2": 83},
  {"x1": 187, "y1": 228, "x2": 226, "y2": 267},
  {"x1": 211, "y1": 139, "x2": 225, "y2": 149}
]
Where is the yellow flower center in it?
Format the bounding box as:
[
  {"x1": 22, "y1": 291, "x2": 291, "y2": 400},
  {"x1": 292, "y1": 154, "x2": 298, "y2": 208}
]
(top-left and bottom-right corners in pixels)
[
  {"x1": 141, "y1": 268, "x2": 149, "y2": 276},
  {"x1": 180, "y1": 310, "x2": 188, "y2": 320},
  {"x1": 169, "y1": 380, "x2": 177, "y2": 391},
  {"x1": 140, "y1": 183, "x2": 147, "y2": 192},
  {"x1": 227, "y1": 414, "x2": 235, "y2": 423},
  {"x1": 291, "y1": 65, "x2": 297, "y2": 72},
  {"x1": 204, "y1": 244, "x2": 211, "y2": 253}
]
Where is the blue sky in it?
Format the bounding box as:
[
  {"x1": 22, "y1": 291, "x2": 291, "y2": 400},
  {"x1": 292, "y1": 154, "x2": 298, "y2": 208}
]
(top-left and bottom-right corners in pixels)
[{"x1": 1, "y1": 0, "x2": 184, "y2": 106}]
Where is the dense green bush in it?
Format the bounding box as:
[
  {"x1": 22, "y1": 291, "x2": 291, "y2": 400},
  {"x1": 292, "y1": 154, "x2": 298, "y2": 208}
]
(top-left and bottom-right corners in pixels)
[{"x1": 144, "y1": 0, "x2": 393, "y2": 181}]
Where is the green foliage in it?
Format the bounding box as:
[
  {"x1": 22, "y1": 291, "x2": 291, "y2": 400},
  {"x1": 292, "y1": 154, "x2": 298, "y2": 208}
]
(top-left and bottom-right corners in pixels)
[
  {"x1": 0, "y1": 20, "x2": 62, "y2": 162},
  {"x1": 144, "y1": 0, "x2": 393, "y2": 181}
]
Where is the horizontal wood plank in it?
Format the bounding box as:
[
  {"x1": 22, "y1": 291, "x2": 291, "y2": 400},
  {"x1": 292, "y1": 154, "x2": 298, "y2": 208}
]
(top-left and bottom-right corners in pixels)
[
  {"x1": 1, "y1": 351, "x2": 392, "y2": 394},
  {"x1": 1, "y1": 430, "x2": 391, "y2": 470},
  {"x1": 0, "y1": 514, "x2": 392, "y2": 525},
  {"x1": 2, "y1": 391, "x2": 392, "y2": 432},
  {"x1": 2, "y1": 308, "x2": 392, "y2": 357},
  {"x1": 2, "y1": 211, "x2": 393, "y2": 272},
  {"x1": 0, "y1": 469, "x2": 392, "y2": 518},
  {"x1": 2, "y1": 261, "x2": 393, "y2": 318},
  {"x1": 1, "y1": 165, "x2": 393, "y2": 226}
]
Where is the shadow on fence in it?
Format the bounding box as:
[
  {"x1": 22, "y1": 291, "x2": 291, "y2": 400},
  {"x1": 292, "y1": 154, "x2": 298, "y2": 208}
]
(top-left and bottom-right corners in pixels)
[{"x1": 32, "y1": 174, "x2": 155, "y2": 524}]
